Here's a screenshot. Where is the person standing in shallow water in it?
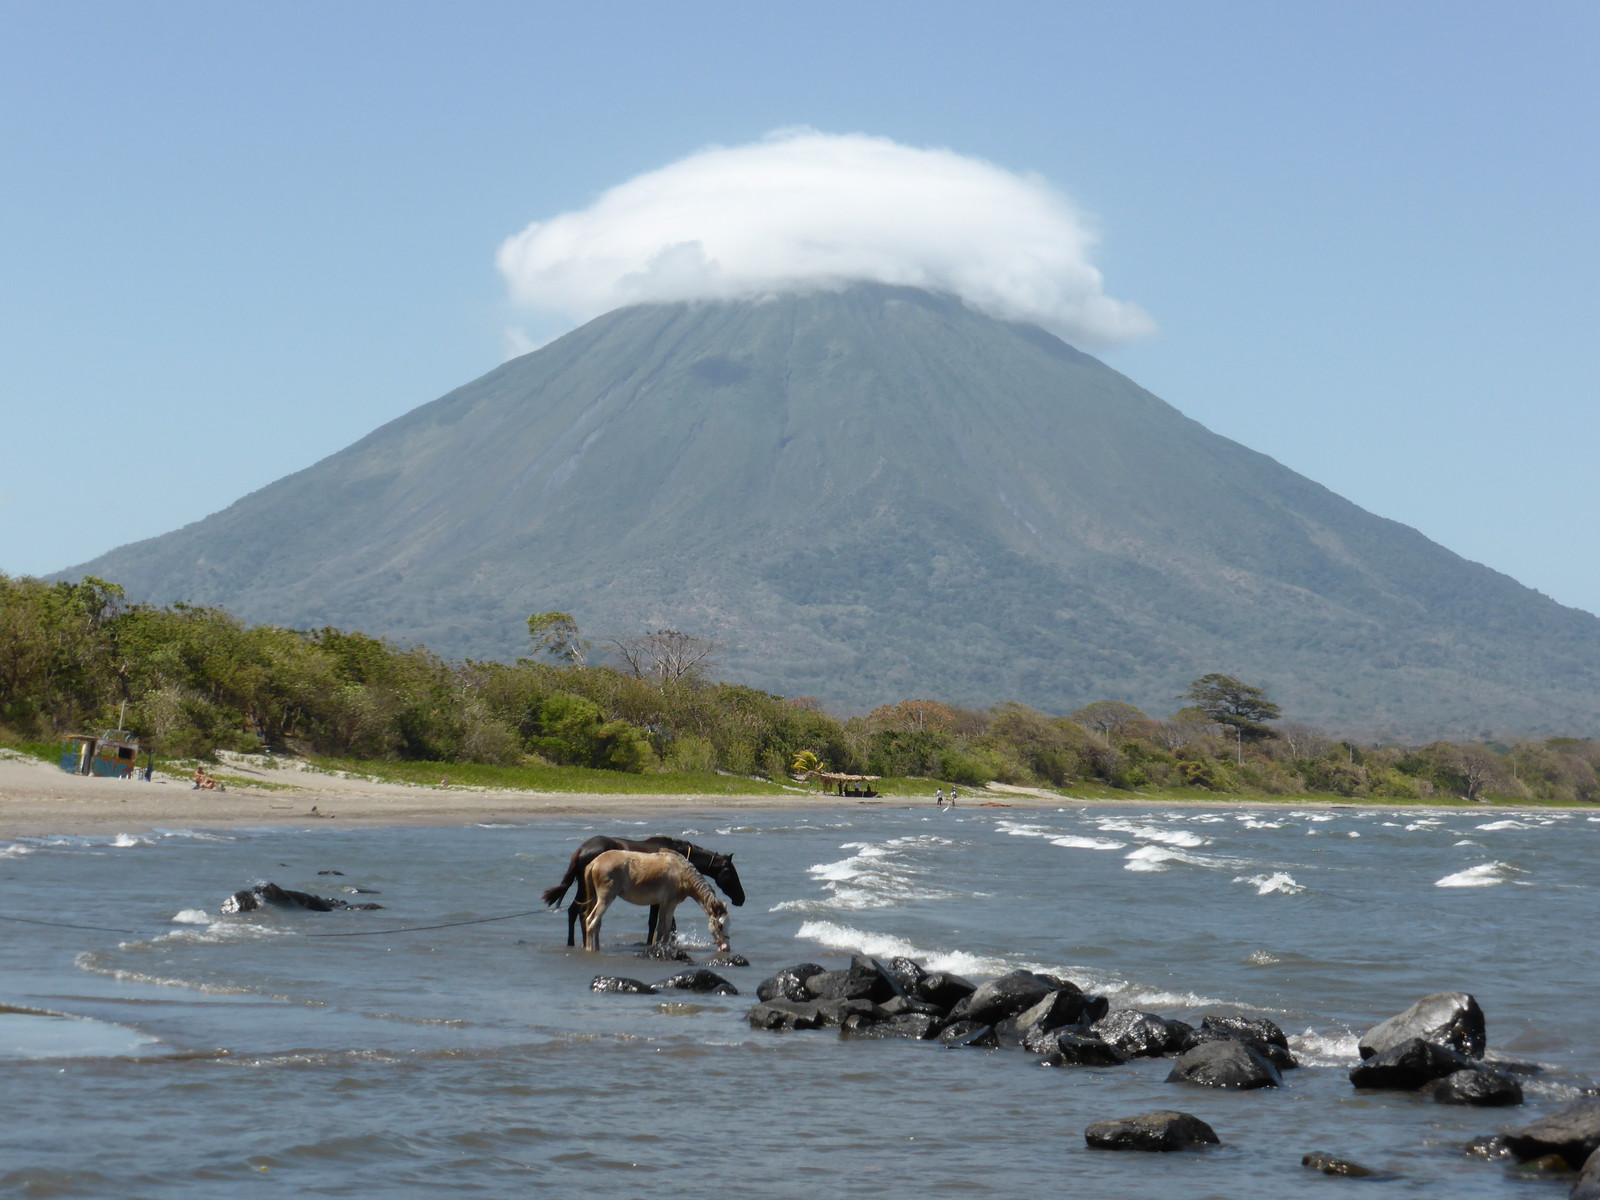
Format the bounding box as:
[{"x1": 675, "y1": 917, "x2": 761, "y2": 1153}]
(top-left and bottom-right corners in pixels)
[{"x1": 949, "y1": 787, "x2": 957, "y2": 806}]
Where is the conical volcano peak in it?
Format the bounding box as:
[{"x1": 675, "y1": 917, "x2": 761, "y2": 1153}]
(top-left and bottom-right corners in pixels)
[{"x1": 64, "y1": 285, "x2": 1600, "y2": 737}]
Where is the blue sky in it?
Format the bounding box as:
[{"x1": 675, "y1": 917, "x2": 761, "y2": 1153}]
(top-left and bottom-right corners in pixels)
[{"x1": 4, "y1": 1, "x2": 1596, "y2": 616}]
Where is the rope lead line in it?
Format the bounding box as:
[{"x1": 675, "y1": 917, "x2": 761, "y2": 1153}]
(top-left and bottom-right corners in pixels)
[{"x1": 0, "y1": 908, "x2": 548, "y2": 939}]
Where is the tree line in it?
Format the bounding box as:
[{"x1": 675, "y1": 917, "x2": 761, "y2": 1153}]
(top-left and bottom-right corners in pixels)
[{"x1": 2, "y1": 574, "x2": 1597, "y2": 804}]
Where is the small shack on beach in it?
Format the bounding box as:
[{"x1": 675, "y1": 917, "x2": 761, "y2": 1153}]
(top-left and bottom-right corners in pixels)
[
  {"x1": 59, "y1": 730, "x2": 146, "y2": 778},
  {"x1": 812, "y1": 771, "x2": 881, "y2": 797}
]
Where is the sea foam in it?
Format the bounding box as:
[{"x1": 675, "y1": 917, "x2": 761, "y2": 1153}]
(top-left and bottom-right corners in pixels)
[
  {"x1": 1234, "y1": 872, "x2": 1305, "y2": 896},
  {"x1": 793, "y1": 920, "x2": 1013, "y2": 978},
  {"x1": 1097, "y1": 820, "x2": 1207, "y2": 848},
  {"x1": 1049, "y1": 835, "x2": 1127, "y2": 851},
  {"x1": 1435, "y1": 861, "x2": 1517, "y2": 888}
]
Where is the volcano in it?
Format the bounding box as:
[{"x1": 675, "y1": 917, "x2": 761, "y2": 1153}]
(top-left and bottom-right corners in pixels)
[{"x1": 65, "y1": 284, "x2": 1600, "y2": 736}]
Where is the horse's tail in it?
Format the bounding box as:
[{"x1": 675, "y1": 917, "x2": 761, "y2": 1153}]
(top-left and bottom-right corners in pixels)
[{"x1": 541, "y1": 848, "x2": 584, "y2": 908}]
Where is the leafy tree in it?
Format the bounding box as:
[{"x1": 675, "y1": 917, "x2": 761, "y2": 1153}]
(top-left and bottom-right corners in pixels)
[
  {"x1": 1179, "y1": 673, "x2": 1280, "y2": 741},
  {"x1": 525, "y1": 612, "x2": 588, "y2": 666}
]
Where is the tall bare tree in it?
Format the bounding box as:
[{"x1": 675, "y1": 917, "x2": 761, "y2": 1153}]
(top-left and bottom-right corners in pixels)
[{"x1": 607, "y1": 629, "x2": 721, "y2": 683}]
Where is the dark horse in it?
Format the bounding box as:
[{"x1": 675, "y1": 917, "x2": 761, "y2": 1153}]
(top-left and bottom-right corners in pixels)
[{"x1": 541, "y1": 835, "x2": 745, "y2": 946}]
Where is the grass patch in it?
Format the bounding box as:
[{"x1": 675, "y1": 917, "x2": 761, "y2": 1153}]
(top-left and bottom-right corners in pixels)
[{"x1": 0, "y1": 738, "x2": 68, "y2": 765}]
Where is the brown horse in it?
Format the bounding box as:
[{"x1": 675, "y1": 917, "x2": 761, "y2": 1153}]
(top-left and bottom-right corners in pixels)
[
  {"x1": 581, "y1": 849, "x2": 730, "y2": 954},
  {"x1": 542, "y1": 835, "x2": 745, "y2": 946}
]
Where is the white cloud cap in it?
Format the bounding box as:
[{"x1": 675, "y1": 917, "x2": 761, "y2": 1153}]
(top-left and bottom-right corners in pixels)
[{"x1": 497, "y1": 130, "x2": 1153, "y2": 346}]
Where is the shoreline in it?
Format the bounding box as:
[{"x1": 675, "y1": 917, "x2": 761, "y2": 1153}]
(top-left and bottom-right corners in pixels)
[{"x1": 1, "y1": 754, "x2": 1591, "y2": 837}]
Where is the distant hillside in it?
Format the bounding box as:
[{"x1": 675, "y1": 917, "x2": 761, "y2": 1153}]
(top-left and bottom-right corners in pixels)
[{"x1": 65, "y1": 284, "x2": 1600, "y2": 737}]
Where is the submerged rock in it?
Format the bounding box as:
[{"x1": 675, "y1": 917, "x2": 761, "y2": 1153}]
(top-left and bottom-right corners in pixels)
[
  {"x1": 746, "y1": 997, "x2": 887, "y2": 1031},
  {"x1": 1499, "y1": 1100, "x2": 1600, "y2": 1165},
  {"x1": 842, "y1": 1012, "x2": 939, "y2": 1040},
  {"x1": 937, "y1": 1020, "x2": 999, "y2": 1049},
  {"x1": 1036, "y1": 1030, "x2": 1128, "y2": 1068},
  {"x1": 638, "y1": 943, "x2": 695, "y2": 963},
  {"x1": 1350, "y1": 1037, "x2": 1475, "y2": 1091},
  {"x1": 1359, "y1": 992, "x2": 1486, "y2": 1060},
  {"x1": 704, "y1": 951, "x2": 750, "y2": 968},
  {"x1": 655, "y1": 969, "x2": 737, "y2": 995},
  {"x1": 1301, "y1": 1152, "x2": 1385, "y2": 1177},
  {"x1": 1201, "y1": 1013, "x2": 1289, "y2": 1049},
  {"x1": 1180, "y1": 1026, "x2": 1297, "y2": 1071},
  {"x1": 221, "y1": 882, "x2": 383, "y2": 913},
  {"x1": 1084, "y1": 1110, "x2": 1219, "y2": 1152},
  {"x1": 590, "y1": 976, "x2": 657, "y2": 994},
  {"x1": 1167, "y1": 1039, "x2": 1281, "y2": 1090},
  {"x1": 1429, "y1": 1067, "x2": 1523, "y2": 1107}
]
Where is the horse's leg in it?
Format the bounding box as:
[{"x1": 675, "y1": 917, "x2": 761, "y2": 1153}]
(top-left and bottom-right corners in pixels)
[
  {"x1": 652, "y1": 898, "x2": 680, "y2": 946},
  {"x1": 583, "y1": 889, "x2": 611, "y2": 951},
  {"x1": 647, "y1": 904, "x2": 660, "y2": 944},
  {"x1": 567, "y1": 869, "x2": 589, "y2": 947}
]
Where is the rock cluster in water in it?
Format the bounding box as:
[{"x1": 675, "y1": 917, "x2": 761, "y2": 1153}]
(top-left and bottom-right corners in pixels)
[{"x1": 734, "y1": 956, "x2": 1598, "y2": 1189}]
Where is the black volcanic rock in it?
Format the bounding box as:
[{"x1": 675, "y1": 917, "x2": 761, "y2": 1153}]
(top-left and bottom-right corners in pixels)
[
  {"x1": 65, "y1": 285, "x2": 1600, "y2": 735},
  {"x1": 1349, "y1": 1037, "x2": 1475, "y2": 1090},
  {"x1": 1085, "y1": 1110, "x2": 1219, "y2": 1152},
  {"x1": 1359, "y1": 992, "x2": 1486, "y2": 1060},
  {"x1": 1167, "y1": 1040, "x2": 1282, "y2": 1090}
]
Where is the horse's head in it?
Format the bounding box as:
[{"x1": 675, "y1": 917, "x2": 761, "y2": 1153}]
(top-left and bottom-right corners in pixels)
[
  {"x1": 709, "y1": 854, "x2": 746, "y2": 907},
  {"x1": 707, "y1": 898, "x2": 730, "y2": 953}
]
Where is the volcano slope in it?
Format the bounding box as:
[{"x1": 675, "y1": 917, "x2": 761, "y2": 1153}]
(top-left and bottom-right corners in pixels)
[{"x1": 65, "y1": 284, "x2": 1600, "y2": 737}]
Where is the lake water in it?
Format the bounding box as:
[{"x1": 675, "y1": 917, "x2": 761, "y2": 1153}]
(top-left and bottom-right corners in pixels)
[{"x1": 1, "y1": 802, "x2": 1596, "y2": 1198}]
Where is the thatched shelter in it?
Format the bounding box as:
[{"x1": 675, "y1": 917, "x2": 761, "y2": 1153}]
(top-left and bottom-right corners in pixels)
[{"x1": 809, "y1": 771, "x2": 881, "y2": 797}]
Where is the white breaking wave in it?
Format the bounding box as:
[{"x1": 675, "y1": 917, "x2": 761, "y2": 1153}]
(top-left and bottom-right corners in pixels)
[
  {"x1": 1235, "y1": 872, "x2": 1306, "y2": 896},
  {"x1": 1097, "y1": 819, "x2": 1208, "y2": 848},
  {"x1": 1, "y1": 843, "x2": 35, "y2": 858},
  {"x1": 1476, "y1": 820, "x2": 1532, "y2": 831},
  {"x1": 785, "y1": 835, "x2": 963, "y2": 911},
  {"x1": 993, "y1": 820, "x2": 1126, "y2": 851},
  {"x1": 1123, "y1": 845, "x2": 1216, "y2": 872},
  {"x1": 1049, "y1": 835, "x2": 1127, "y2": 851},
  {"x1": 171, "y1": 909, "x2": 212, "y2": 925},
  {"x1": 794, "y1": 920, "x2": 1014, "y2": 977},
  {"x1": 1436, "y1": 861, "x2": 1518, "y2": 888},
  {"x1": 111, "y1": 833, "x2": 154, "y2": 848}
]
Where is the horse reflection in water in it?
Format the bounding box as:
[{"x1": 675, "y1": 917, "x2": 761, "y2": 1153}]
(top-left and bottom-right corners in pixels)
[
  {"x1": 541, "y1": 835, "x2": 745, "y2": 945},
  {"x1": 581, "y1": 849, "x2": 730, "y2": 954}
]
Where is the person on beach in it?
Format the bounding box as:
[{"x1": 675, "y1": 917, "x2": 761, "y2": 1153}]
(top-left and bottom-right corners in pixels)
[
  {"x1": 948, "y1": 787, "x2": 957, "y2": 806},
  {"x1": 935, "y1": 788, "x2": 944, "y2": 807}
]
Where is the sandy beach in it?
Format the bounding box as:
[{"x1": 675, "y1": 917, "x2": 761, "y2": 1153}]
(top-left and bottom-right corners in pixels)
[
  {"x1": 0, "y1": 752, "x2": 1083, "y2": 837},
  {"x1": 6, "y1": 750, "x2": 1581, "y2": 837}
]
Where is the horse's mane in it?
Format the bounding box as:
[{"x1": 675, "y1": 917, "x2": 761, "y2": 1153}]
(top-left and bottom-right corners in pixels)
[{"x1": 677, "y1": 857, "x2": 722, "y2": 912}]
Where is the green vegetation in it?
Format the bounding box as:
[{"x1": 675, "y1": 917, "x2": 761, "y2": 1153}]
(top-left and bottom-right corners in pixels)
[{"x1": 3, "y1": 573, "x2": 1598, "y2": 806}]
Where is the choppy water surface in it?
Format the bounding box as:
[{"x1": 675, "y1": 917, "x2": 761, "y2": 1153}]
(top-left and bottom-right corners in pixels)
[{"x1": 1, "y1": 803, "x2": 1596, "y2": 1198}]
